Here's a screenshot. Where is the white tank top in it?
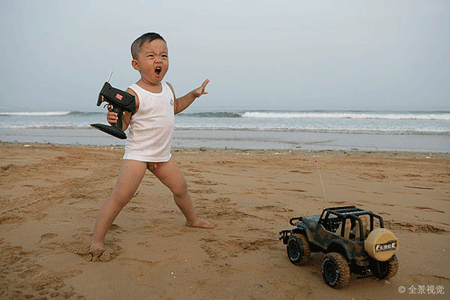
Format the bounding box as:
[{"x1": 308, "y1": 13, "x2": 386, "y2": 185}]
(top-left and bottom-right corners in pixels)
[{"x1": 123, "y1": 82, "x2": 175, "y2": 162}]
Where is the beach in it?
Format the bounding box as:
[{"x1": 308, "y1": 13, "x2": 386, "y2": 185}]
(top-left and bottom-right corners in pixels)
[{"x1": 0, "y1": 142, "x2": 449, "y2": 299}]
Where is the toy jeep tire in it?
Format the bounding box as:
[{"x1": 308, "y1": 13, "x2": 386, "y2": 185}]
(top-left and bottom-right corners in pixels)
[
  {"x1": 287, "y1": 234, "x2": 310, "y2": 265},
  {"x1": 370, "y1": 254, "x2": 399, "y2": 280},
  {"x1": 321, "y1": 252, "x2": 350, "y2": 289}
]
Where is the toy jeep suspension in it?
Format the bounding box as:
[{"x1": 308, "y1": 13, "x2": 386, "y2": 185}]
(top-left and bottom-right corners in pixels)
[{"x1": 279, "y1": 206, "x2": 399, "y2": 288}]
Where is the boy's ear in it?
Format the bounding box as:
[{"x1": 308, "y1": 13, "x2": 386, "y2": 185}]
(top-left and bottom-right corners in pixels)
[{"x1": 132, "y1": 59, "x2": 140, "y2": 71}]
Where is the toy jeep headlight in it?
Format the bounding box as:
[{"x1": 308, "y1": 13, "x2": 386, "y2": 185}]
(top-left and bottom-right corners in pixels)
[{"x1": 364, "y1": 228, "x2": 399, "y2": 261}]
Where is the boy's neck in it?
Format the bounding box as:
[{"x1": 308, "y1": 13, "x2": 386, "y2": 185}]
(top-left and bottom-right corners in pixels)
[{"x1": 136, "y1": 79, "x2": 163, "y2": 93}]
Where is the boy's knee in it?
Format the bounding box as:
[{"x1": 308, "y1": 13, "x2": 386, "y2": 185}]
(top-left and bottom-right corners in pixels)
[
  {"x1": 110, "y1": 191, "x2": 133, "y2": 208},
  {"x1": 173, "y1": 180, "x2": 188, "y2": 197}
]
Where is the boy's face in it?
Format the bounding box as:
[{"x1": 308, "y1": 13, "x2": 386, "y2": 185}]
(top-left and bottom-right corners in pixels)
[{"x1": 132, "y1": 39, "x2": 169, "y2": 86}]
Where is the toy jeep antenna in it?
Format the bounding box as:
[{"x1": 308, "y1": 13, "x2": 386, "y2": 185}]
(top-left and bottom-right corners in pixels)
[{"x1": 279, "y1": 206, "x2": 399, "y2": 288}]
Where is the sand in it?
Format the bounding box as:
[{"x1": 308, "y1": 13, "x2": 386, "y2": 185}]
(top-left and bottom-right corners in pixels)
[{"x1": 0, "y1": 143, "x2": 449, "y2": 300}]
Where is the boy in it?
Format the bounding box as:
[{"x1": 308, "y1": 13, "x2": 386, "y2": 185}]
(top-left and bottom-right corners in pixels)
[{"x1": 88, "y1": 32, "x2": 213, "y2": 261}]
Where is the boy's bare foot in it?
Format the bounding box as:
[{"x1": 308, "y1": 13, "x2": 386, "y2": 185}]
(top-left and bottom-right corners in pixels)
[
  {"x1": 186, "y1": 218, "x2": 214, "y2": 229},
  {"x1": 89, "y1": 242, "x2": 104, "y2": 252}
]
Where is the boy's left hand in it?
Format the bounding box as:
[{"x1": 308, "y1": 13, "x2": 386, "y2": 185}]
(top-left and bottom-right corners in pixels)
[{"x1": 193, "y1": 79, "x2": 209, "y2": 98}]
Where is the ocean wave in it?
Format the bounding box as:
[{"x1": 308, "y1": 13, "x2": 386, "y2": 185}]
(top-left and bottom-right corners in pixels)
[
  {"x1": 68, "y1": 111, "x2": 104, "y2": 116},
  {"x1": 182, "y1": 112, "x2": 242, "y2": 118},
  {"x1": 0, "y1": 124, "x2": 92, "y2": 129},
  {"x1": 241, "y1": 111, "x2": 450, "y2": 121},
  {"x1": 179, "y1": 110, "x2": 450, "y2": 121},
  {"x1": 0, "y1": 111, "x2": 102, "y2": 117},
  {"x1": 3, "y1": 110, "x2": 449, "y2": 121},
  {"x1": 174, "y1": 125, "x2": 450, "y2": 135},
  {"x1": 0, "y1": 111, "x2": 72, "y2": 116},
  {"x1": 0, "y1": 123, "x2": 448, "y2": 135}
]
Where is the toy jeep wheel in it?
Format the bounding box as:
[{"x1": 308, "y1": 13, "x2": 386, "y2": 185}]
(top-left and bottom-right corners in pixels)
[
  {"x1": 370, "y1": 254, "x2": 399, "y2": 280},
  {"x1": 321, "y1": 252, "x2": 350, "y2": 288},
  {"x1": 287, "y1": 234, "x2": 310, "y2": 265}
]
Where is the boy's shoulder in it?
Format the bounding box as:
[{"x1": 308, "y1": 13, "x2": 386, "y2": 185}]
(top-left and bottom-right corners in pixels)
[{"x1": 126, "y1": 86, "x2": 138, "y2": 97}]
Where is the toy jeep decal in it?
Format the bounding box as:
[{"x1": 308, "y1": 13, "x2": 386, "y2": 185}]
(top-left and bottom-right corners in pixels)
[{"x1": 375, "y1": 240, "x2": 397, "y2": 252}]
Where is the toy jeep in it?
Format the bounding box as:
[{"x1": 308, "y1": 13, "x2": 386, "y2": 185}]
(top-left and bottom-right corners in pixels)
[{"x1": 279, "y1": 206, "x2": 399, "y2": 288}]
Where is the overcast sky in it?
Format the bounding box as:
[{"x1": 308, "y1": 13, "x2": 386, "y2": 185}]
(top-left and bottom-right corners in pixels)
[{"x1": 0, "y1": 0, "x2": 449, "y2": 112}]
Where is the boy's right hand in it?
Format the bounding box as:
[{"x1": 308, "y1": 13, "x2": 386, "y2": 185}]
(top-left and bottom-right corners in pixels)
[{"x1": 106, "y1": 105, "x2": 118, "y2": 124}]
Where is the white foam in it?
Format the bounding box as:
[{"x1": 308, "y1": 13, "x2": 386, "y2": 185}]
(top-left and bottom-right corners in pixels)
[
  {"x1": 241, "y1": 111, "x2": 450, "y2": 121},
  {"x1": 0, "y1": 111, "x2": 72, "y2": 116}
]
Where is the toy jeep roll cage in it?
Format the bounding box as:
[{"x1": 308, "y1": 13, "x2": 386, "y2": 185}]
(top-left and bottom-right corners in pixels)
[
  {"x1": 317, "y1": 206, "x2": 384, "y2": 241},
  {"x1": 284, "y1": 206, "x2": 385, "y2": 243}
]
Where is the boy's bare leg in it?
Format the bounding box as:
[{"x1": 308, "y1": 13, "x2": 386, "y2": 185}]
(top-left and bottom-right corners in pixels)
[
  {"x1": 149, "y1": 158, "x2": 214, "y2": 229},
  {"x1": 90, "y1": 160, "x2": 148, "y2": 250}
]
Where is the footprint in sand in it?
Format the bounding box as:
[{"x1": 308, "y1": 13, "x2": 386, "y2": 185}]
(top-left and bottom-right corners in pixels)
[
  {"x1": 329, "y1": 201, "x2": 353, "y2": 206},
  {"x1": 255, "y1": 205, "x2": 293, "y2": 213},
  {"x1": 404, "y1": 185, "x2": 434, "y2": 190},
  {"x1": 358, "y1": 173, "x2": 388, "y2": 180},
  {"x1": 227, "y1": 239, "x2": 275, "y2": 251},
  {"x1": 39, "y1": 233, "x2": 57, "y2": 242},
  {"x1": 192, "y1": 180, "x2": 225, "y2": 186},
  {"x1": 273, "y1": 188, "x2": 306, "y2": 193},
  {"x1": 127, "y1": 206, "x2": 146, "y2": 213},
  {"x1": 213, "y1": 197, "x2": 236, "y2": 205},
  {"x1": 358, "y1": 200, "x2": 394, "y2": 207},
  {"x1": 74, "y1": 245, "x2": 112, "y2": 262},
  {"x1": 384, "y1": 221, "x2": 447, "y2": 233},
  {"x1": 190, "y1": 188, "x2": 216, "y2": 194},
  {"x1": 408, "y1": 206, "x2": 445, "y2": 213}
]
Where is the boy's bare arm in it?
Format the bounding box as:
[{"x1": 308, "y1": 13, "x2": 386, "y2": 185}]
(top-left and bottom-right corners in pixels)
[
  {"x1": 172, "y1": 79, "x2": 209, "y2": 114},
  {"x1": 106, "y1": 88, "x2": 138, "y2": 130}
]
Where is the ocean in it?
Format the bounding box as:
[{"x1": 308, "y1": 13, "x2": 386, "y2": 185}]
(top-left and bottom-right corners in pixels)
[{"x1": 0, "y1": 109, "x2": 449, "y2": 152}]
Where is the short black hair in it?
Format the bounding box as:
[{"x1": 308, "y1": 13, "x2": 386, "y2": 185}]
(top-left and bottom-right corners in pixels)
[{"x1": 131, "y1": 32, "x2": 166, "y2": 59}]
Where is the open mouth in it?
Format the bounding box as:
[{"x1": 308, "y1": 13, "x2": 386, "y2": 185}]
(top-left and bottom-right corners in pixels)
[{"x1": 155, "y1": 67, "x2": 162, "y2": 76}]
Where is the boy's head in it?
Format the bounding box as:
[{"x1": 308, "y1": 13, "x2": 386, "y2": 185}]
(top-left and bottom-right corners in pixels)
[
  {"x1": 131, "y1": 32, "x2": 166, "y2": 60},
  {"x1": 131, "y1": 32, "x2": 169, "y2": 85}
]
